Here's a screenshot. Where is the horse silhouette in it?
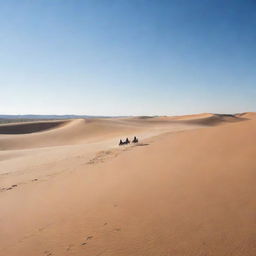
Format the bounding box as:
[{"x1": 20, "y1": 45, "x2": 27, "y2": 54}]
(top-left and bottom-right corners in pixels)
[
  {"x1": 132, "y1": 136, "x2": 138, "y2": 143},
  {"x1": 125, "y1": 138, "x2": 130, "y2": 144},
  {"x1": 119, "y1": 137, "x2": 138, "y2": 146},
  {"x1": 119, "y1": 138, "x2": 131, "y2": 146}
]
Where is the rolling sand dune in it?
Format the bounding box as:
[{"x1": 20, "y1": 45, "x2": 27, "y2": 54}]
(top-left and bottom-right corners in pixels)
[
  {"x1": 236, "y1": 112, "x2": 256, "y2": 120},
  {"x1": 0, "y1": 114, "x2": 244, "y2": 151},
  {"x1": 0, "y1": 119, "x2": 144, "y2": 150},
  {"x1": 0, "y1": 113, "x2": 256, "y2": 255}
]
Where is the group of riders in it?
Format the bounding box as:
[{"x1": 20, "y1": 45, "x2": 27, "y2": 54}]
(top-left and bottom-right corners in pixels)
[{"x1": 119, "y1": 136, "x2": 138, "y2": 146}]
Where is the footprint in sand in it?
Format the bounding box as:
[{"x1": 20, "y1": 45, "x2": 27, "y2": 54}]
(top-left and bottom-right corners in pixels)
[
  {"x1": 81, "y1": 235, "x2": 93, "y2": 246},
  {"x1": 44, "y1": 250, "x2": 53, "y2": 256},
  {"x1": 66, "y1": 244, "x2": 74, "y2": 251},
  {"x1": 66, "y1": 244, "x2": 73, "y2": 252},
  {"x1": 87, "y1": 150, "x2": 116, "y2": 165},
  {"x1": 6, "y1": 184, "x2": 18, "y2": 190}
]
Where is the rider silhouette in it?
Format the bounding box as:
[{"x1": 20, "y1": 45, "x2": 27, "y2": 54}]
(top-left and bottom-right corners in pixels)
[{"x1": 132, "y1": 136, "x2": 138, "y2": 143}]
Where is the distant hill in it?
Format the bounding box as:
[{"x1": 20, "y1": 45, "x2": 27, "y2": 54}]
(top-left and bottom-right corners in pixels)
[
  {"x1": 0, "y1": 114, "x2": 126, "y2": 124},
  {"x1": 0, "y1": 114, "x2": 121, "y2": 120}
]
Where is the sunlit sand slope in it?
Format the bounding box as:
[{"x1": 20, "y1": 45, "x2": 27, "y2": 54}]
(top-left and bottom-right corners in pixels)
[
  {"x1": 0, "y1": 114, "x2": 244, "y2": 150},
  {"x1": 0, "y1": 119, "x2": 145, "y2": 150},
  {"x1": 0, "y1": 113, "x2": 255, "y2": 255}
]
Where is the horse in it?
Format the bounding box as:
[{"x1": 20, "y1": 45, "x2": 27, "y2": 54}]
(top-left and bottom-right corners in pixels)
[
  {"x1": 132, "y1": 136, "x2": 138, "y2": 143},
  {"x1": 125, "y1": 138, "x2": 130, "y2": 144},
  {"x1": 119, "y1": 138, "x2": 132, "y2": 146}
]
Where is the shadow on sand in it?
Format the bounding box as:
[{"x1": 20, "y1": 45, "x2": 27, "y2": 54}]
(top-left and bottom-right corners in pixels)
[{"x1": 136, "y1": 143, "x2": 149, "y2": 147}]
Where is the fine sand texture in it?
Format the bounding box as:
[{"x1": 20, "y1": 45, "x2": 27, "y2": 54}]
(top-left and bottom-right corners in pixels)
[{"x1": 0, "y1": 113, "x2": 256, "y2": 256}]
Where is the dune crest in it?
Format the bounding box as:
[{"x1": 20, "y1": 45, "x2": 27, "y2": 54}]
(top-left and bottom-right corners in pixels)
[
  {"x1": 235, "y1": 112, "x2": 256, "y2": 119},
  {"x1": 0, "y1": 114, "x2": 247, "y2": 150}
]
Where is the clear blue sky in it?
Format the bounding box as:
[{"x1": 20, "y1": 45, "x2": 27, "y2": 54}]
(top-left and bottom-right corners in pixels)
[{"x1": 1, "y1": 0, "x2": 255, "y2": 116}]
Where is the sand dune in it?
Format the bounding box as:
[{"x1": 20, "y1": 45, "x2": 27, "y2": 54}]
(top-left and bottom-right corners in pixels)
[
  {"x1": 0, "y1": 119, "x2": 142, "y2": 150},
  {"x1": 169, "y1": 112, "x2": 214, "y2": 120},
  {"x1": 0, "y1": 114, "x2": 245, "y2": 151},
  {"x1": 178, "y1": 113, "x2": 245, "y2": 126},
  {"x1": 236, "y1": 112, "x2": 256, "y2": 119},
  {"x1": 133, "y1": 113, "x2": 245, "y2": 126},
  {"x1": 0, "y1": 113, "x2": 256, "y2": 255},
  {"x1": 0, "y1": 115, "x2": 211, "y2": 150}
]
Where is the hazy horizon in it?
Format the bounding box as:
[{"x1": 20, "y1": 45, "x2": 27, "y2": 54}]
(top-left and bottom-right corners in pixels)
[
  {"x1": 1, "y1": 1, "x2": 255, "y2": 116},
  {"x1": 4, "y1": 110, "x2": 255, "y2": 118}
]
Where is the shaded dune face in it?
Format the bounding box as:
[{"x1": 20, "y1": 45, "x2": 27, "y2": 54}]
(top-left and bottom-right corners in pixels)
[
  {"x1": 235, "y1": 112, "x2": 256, "y2": 120},
  {"x1": 0, "y1": 120, "x2": 68, "y2": 134},
  {"x1": 178, "y1": 114, "x2": 246, "y2": 126},
  {"x1": 130, "y1": 113, "x2": 246, "y2": 126}
]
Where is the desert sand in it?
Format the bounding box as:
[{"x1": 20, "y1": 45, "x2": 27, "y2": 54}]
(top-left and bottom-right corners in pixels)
[{"x1": 1, "y1": 113, "x2": 256, "y2": 256}]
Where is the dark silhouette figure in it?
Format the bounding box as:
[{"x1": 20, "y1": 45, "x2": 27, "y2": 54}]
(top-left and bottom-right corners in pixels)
[
  {"x1": 119, "y1": 139, "x2": 124, "y2": 146},
  {"x1": 132, "y1": 136, "x2": 138, "y2": 143},
  {"x1": 125, "y1": 138, "x2": 130, "y2": 144}
]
